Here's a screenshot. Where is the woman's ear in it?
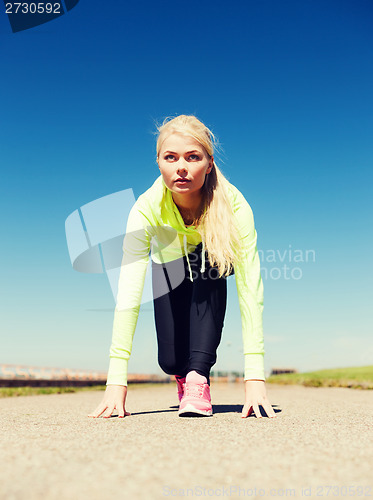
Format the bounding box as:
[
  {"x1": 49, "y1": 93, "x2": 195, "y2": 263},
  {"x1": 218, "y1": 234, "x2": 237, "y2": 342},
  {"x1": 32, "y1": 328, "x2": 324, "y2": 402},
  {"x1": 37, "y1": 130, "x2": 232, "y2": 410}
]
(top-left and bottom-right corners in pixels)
[{"x1": 207, "y1": 157, "x2": 214, "y2": 174}]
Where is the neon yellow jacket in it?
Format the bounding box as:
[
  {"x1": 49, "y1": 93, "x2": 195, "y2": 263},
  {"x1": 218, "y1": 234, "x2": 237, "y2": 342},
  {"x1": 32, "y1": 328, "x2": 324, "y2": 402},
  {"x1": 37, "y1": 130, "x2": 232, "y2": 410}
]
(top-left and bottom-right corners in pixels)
[{"x1": 106, "y1": 174, "x2": 265, "y2": 385}]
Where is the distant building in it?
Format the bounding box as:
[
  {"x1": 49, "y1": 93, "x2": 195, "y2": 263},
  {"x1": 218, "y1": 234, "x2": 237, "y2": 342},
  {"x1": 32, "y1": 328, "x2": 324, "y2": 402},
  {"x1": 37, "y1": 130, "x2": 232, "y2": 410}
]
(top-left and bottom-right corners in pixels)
[
  {"x1": 0, "y1": 364, "x2": 171, "y2": 387},
  {"x1": 270, "y1": 368, "x2": 298, "y2": 375}
]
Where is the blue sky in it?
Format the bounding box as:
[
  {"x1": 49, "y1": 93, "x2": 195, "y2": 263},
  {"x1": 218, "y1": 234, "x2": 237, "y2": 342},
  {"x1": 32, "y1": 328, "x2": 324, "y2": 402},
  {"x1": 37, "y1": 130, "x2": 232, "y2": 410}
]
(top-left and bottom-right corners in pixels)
[{"x1": 1, "y1": 0, "x2": 372, "y2": 377}]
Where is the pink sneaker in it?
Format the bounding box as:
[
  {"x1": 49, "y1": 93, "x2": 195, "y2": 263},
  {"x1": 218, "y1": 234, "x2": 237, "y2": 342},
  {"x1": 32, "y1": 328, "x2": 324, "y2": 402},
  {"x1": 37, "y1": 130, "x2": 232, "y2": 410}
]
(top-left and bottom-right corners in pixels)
[
  {"x1": 175, "y1": 375, "x2": 186, "y2": 402},
  {"x1": 178, "y1": 371, "x2": 213, "y2": 417}
]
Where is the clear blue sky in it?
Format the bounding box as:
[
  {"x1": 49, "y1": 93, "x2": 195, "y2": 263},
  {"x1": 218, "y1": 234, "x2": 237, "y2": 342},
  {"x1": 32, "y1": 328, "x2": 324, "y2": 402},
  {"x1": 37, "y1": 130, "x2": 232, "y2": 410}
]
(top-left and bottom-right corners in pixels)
[{"x1": 1, "y1": 0, "x2": 372, "y2": 377}]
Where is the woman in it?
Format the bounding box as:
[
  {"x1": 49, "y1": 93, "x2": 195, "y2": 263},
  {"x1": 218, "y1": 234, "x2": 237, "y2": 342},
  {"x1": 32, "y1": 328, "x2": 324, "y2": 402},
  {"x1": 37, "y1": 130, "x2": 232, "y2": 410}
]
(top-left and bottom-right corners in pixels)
[{"x1": 88, "y1": 114, "x2": 276, "y2": 419}]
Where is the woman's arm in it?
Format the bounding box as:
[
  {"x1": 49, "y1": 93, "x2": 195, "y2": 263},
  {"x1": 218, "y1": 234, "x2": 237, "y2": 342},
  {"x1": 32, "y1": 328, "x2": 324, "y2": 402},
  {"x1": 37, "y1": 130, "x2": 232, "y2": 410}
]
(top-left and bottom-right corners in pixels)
[
  {"x1": 231, "y1": 189, "x2": 276, "y2": 418},
  {"x1": 232, "y1": 191, "x2": 265, "y2": 381},
  {"x1": 88, "y1": 202, "x2": 151, "y2": 418},
  {"x1": 107, "y1": 202, "x2": 151, "y2": 386}
]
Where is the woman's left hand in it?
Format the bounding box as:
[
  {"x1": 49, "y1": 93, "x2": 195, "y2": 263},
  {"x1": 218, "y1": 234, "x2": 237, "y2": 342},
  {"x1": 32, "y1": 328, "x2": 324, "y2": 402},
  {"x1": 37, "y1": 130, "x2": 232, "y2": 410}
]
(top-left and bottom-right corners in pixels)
[{"x1": 241, "y1": 380, "x2": 277, "y2": 419}]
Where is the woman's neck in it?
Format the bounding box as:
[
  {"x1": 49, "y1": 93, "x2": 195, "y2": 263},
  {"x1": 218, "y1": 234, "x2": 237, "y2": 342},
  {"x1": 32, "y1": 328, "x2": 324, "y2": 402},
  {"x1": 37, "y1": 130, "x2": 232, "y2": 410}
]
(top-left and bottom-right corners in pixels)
[
  {"x1": 172, "y1": 191, "x2": 202, "y2": 214},
  {"x1": 172, "y1": 193, "x2": 203, "y2": 225}
]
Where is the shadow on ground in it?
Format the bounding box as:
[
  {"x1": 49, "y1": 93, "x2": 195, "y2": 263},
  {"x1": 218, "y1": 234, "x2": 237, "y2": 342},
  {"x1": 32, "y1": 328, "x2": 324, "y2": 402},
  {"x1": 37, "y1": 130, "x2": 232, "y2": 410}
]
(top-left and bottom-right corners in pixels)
[{"x1": 102, "y1": 404, "x2": 282, "y2": 418}]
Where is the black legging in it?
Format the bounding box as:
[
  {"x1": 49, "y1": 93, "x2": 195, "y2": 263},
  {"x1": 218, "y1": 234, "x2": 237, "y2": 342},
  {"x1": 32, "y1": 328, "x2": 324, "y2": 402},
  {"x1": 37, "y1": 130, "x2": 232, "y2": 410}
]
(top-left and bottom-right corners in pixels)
[{"x1": 152, "y1": 242, "x2": 234, "y2": 386}]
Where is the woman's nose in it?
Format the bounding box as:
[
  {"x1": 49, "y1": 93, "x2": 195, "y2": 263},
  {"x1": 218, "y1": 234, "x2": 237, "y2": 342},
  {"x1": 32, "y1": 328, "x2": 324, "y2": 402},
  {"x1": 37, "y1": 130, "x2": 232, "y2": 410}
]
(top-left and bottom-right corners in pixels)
[{"x1": 177, "y1": 159, "x2": 188, "y2": 173}]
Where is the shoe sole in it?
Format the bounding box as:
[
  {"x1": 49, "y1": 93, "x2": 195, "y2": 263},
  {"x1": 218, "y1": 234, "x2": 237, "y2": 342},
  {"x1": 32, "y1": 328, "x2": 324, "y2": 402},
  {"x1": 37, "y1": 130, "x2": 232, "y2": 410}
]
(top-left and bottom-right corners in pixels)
[{"x1": 178, "y1": 403, "x2": 213, "y2": 417}]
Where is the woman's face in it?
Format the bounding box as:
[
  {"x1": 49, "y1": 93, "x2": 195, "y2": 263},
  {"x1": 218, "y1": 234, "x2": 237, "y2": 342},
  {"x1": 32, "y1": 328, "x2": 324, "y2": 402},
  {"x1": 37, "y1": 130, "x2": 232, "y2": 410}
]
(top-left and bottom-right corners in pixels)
[{"x1": 157, "y1": 132, "x2": 213, "y2": 199}]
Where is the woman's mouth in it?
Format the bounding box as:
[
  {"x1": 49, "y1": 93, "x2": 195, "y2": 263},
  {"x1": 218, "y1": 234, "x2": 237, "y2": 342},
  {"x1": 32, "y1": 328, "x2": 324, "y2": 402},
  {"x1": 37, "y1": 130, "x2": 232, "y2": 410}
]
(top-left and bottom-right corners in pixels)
[{"x1": 175, "y1": 179, "x2": 190, "y2": 184}]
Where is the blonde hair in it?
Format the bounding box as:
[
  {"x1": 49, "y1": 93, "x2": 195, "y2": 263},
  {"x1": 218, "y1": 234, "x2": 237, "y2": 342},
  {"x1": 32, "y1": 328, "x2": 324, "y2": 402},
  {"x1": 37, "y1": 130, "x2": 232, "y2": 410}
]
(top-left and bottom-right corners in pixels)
[{"x1": 155, "y1": 114, "x2": 243, "y2": 278}]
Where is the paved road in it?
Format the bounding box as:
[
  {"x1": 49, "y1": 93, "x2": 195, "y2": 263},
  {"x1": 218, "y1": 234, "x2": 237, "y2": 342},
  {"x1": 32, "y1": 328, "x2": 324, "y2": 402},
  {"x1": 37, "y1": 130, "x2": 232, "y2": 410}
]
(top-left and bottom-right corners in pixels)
[{"x1": 1, "y1": 383, "x2": 372, "y2": 499}]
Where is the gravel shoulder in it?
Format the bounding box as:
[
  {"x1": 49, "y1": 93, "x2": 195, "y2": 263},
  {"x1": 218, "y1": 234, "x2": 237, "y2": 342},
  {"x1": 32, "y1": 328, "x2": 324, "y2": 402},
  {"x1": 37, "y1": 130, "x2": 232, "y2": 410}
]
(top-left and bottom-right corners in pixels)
[{"x1": 1, "y1": 383, "x2": 372, "y2": 499}]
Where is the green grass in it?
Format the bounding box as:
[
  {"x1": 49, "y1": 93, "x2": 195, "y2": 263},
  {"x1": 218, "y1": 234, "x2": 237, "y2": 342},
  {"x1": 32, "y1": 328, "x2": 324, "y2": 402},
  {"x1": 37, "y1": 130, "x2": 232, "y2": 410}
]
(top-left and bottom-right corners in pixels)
[
  {"x1": 266, "y1": 365, "x2": 373, "y2": 389},
  {"x1": 0, "y1": 382, "x2": 167, "y2": 398}
]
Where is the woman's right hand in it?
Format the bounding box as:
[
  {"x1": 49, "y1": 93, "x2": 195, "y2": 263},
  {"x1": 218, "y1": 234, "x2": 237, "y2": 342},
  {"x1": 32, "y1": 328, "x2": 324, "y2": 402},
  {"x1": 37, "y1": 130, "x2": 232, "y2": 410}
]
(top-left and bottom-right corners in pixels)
[{"x1": 87, "y1": 384, "x2": 131, "y2": 418}]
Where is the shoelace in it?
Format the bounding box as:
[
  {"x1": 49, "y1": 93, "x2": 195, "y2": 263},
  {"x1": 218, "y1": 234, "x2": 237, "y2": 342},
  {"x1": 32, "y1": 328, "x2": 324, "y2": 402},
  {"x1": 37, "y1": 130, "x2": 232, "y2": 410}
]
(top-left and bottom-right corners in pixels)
[{"x1": 185, "y1": 383, "x2": 205, "y2": 398}]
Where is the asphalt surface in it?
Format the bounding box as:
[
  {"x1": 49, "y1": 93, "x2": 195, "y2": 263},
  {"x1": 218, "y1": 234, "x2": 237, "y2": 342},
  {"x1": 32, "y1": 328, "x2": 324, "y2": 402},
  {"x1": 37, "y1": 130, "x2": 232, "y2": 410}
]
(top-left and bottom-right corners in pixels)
[{"x1": 1, "y1": 383, "x2": 372, "y2": 500}]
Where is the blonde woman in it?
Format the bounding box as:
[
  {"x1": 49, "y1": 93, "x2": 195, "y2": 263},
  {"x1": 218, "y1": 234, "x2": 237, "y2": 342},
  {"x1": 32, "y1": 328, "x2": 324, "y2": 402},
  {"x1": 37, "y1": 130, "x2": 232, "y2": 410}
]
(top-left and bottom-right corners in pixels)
[{"x1": 88, "y1": 114, "x2": 276, "y2": 419}]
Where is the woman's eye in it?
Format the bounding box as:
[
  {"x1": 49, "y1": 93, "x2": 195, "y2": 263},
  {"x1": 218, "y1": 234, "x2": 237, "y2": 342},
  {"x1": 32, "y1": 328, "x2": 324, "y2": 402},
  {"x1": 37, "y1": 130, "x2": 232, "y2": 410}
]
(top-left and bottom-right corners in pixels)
[
  {"x1": 189, "y1": 154, "x2": 200, "y2": 160},
  {"x1": 165, "y1": 154, "x2": 175, "y2": 160}
]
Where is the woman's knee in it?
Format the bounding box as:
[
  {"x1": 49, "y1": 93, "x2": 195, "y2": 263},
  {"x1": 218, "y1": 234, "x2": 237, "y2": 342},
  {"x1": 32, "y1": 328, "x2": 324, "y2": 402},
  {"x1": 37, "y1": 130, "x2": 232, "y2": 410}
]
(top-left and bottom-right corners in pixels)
[{"x1": 158, "y1": 356, "x2": 183, "y2": 376}]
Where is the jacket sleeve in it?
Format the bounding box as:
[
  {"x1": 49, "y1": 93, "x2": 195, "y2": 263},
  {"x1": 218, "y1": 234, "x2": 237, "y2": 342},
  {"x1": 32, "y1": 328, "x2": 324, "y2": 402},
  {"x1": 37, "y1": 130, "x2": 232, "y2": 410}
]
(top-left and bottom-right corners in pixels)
[
  {"x1": 232, "y1": 191, "x2": 266, "y2": 381},
  {"x1": 106, "y1": 202, "x2": 151, "y2": 386}
]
